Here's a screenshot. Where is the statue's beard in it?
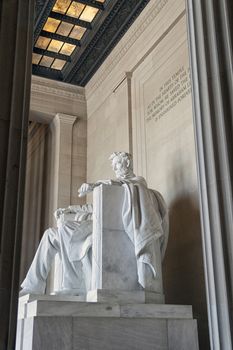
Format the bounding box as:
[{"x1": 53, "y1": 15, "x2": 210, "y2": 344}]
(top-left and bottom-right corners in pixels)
[{"x1": 115, "y1": 168, "x2": 135, "y2": 179}]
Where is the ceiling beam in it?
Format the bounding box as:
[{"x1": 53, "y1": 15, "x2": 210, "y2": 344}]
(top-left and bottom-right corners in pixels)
[
  {"x1": 77, "y1": 0, "x2": 104, "y2": 10},
  {"x1": 65, "y1": 0, "x2": 150, "y2": 85},
  {"x1": 32, "y1": 65, "x2": 63, "y2": 79},
  {"x1": 40, "y1": 30, "x2": 81, "y2": 46},
  {"x1": 63, "y1": 0, "x2": 118, "y2": 80},
  {"x1": 50, "y1": 11, "x2": 92, "y2": 29},
  {"x1": 34, "y1": 0, "x2": 57, "y2": 41},
  {"x1": 33, "y1": 47, "x2": 72, "y2": 62}
]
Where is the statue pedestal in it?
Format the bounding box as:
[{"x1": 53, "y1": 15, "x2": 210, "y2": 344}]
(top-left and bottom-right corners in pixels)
[
  {"x1": 16, "y1": 295, "x2": 199, "y2": 350},
  {"x1": 90, "y1": 184, "x2": 163, "y2": 303},
  {"x1": 16, "y1": 184, "x2": 199, "y2": 349},
  {"x1": 87, "y1": 289, "x2": 164, "y2": 304}
]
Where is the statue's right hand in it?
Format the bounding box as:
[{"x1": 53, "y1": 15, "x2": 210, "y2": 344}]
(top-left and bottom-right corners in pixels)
[
  {"x1": 78, "y1": 183, "x2": 94, "y2": 197},
  {"x1": 54, "y1": 208, "x2": 65, "y2": 220}
]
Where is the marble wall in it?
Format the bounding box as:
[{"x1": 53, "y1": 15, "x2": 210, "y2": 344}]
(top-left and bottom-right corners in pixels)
[
  {"x1": 87, "y1": 77, "x2": 130, "y2": 181},
  {"x1": 85, "y1": 0, "x2": 209, "y2": 348},
  {"x1": 20, "y1": 122, "x2": 50, "y2": 283},
  {"x1": 30, "y1": 76, "x2": 87, "y2": 123}
]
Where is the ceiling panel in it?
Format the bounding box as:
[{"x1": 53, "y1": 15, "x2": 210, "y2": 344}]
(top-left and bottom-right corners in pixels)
[{"x1": 33, "y1": 0, "x2": 150, "y2": 86}]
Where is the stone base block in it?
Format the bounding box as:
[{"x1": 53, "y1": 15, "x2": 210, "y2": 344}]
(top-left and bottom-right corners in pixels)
[
  {"x1": 16, "y1": 298, "x2": 199, "y2": 350},
  {"x1": 87, "y1": 289, "x2": 165, "y2": 304},
  {"x1": 18, "y1": 293, "x2": 85, "y2": 320}
]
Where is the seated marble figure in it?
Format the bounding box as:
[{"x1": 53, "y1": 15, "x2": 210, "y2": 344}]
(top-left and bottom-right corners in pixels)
[
  {"x1": 78, "y1": 152, "x2": 169, "y2": 292},
  {"x1": 20, "y1": 204, "x2": 93, "y2": 295},
  {"x1": 21, "y1": 151, "x2": 169, "y2": 296}
]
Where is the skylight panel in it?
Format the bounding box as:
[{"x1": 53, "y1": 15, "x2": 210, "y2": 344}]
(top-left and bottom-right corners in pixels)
[
  {"x1": 47, "y1": 39, "x2": 64, "y2": 53},
  {"x1": 39, "y1": 56, "x2": 54, "y2": 67},
  {"x1": 32, "y1": 53, "x2": 42, "y2": 65},
  {"x1": 79, "y1": 6, "x2": 99, "y2": 22},
  {"x1": 66, "y1": 2, "x2": 85, "y2": 18},
  {"x1": 35, "y1": 36, "x2": 51, "y2": 50},
  {"x1": 56, "y1": 22, "x2": 74, "y2": 36},
  {"x1": 53, "y1": 0, "x2": 72, "y2": 14},
  {"x1": 43, "y1": 18, "x2": 61, "y2": 32},
  {"x1": 69, "y1": 25, "x2": 86, "y2": 40},
  {"x1": 51, "y1": 59, "x2": 66, "y2": 70},
  {"x1": 60, "y1": 43, "x2": 76, "y2": 55}
]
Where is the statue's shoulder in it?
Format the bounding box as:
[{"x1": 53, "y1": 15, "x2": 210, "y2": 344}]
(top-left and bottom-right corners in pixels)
[{"x1": 133, "y1": 176, "x2": 147, "y2": 187}]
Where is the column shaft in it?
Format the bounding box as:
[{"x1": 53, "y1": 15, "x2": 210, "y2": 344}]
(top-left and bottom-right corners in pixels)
[
  {"x1": 186, "y1": 0, "x2": 233, "y2": 348},
  {"x1": 51, "y1": 113, "x2": 77, "y2": 210},
  {"x1": 0, "y1": 0, "x2": 35, "y2": 349},
  {"x1": 47, "y1": 113, "x2": 77, "y2": 293}
]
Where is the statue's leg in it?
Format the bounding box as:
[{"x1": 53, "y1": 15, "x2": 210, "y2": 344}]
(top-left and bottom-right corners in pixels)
[
  {"x1": 20, "y1": 227, "x2": 60, "y2": 294},
  {"x1": 81, "y1": 248, "x2": 92, "y2": 291},
  {"x1": 57, "y1": 223, "x2": 86, "y2": 294}
]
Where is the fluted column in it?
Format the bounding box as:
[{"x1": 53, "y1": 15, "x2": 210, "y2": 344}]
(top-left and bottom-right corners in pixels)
[
  {"x1": 186, "y1": 0, "x2": 233, "y2": 349},
  {"x1": 126, "y1": 71, "x2": 133, "y2": 155},
  {"x1": 51, "y1": 113, "x2": 77, "y2": 210},
  {"x1": 0, "y1": 0, "x2": 34, "y2": 349},
  {"x1": 20, "y1": 123, "x2": 49, "y2": 284},
  {"x1": 48, "y1": 113, "x2": 77, "y2": 292}
]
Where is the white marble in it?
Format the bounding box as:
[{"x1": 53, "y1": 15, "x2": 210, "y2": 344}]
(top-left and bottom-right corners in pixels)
[
  {"x1": 26, "y1": 300, "x2": 120, "y2": 318},
  {"x1": 17, "y1": 313, "x2": 199, "y2": 350},
  {"x1": 20, "y1": 205, "x2": 93, "y2": 296},
  {"x1": 19, "y1": 297, "x2": 192, "y2": 319},
  {"x1": 87, "y1": 289, "x2": 164, "y2": 304},
  {"x1": 32, "y1": 317, "x2": 72, "y2": 350},
  {"x1": 120, "y1": 304, "x2": 193, "y2": 319},
  {"x1": 15, "y1": 319, "x2": 23, "y2": 350},
  {"x1": 79, "y1": 152, "x2": 169, "y2": 298},
  {"x1": 17, "y1": 298, "x2": 199, "y2": 350},
  {"x1": 167, "y1": 319, "x2": 199, "y2": 350},
  {"x1": 19, "y1": 293, "x2": 86, "y2": 303},
  {"x1": 21, "y1": 317, "x2": 34, "y2": 350},
  {"x1": 18, "y1": 294, "x2": 85, "y2": 320},
  {"x1": 73, "y1": 318, "x2": 168, "y2": 350},
  {"x1": 91, "y1": 185, "x2": 140, "y2": 292},
  {"x1": 22, "y1": 152, "x2": 168, "y2": 302},
  {"x1": 30, "y1": 75, "x2": 86, "y2": 123}
]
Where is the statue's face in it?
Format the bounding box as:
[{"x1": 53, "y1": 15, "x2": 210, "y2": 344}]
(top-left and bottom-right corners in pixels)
[{"x1": 111, "y1": 156, "x2": 128, "y2": 178}]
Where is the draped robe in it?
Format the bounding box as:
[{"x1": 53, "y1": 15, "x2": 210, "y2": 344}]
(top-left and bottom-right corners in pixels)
[{"x1": 120, "y1": 176, "x2": 169, "y2": 288}]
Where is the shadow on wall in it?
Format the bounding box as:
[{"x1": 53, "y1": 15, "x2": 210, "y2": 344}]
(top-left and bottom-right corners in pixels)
[{"x1": 162, "y1": 166, "x2": 210, "y2": 350}]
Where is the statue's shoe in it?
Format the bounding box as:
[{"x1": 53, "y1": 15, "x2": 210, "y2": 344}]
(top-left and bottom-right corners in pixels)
[{"x1": 19, "y1": 288, "x2": 43, "y2": 297}]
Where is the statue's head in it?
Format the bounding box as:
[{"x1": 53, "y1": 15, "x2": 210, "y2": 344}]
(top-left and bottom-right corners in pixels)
[{"x1": 109, "y1": 152, "x2": 135, "y2": 179}]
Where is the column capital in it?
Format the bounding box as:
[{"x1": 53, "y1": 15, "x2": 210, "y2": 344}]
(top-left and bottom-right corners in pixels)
[
  {"x1": 125, "y1": 71, "x2": 133, "y2": 79},
  {"x1": 54, "y1": 113, "x2": 78, "y2": 125}
]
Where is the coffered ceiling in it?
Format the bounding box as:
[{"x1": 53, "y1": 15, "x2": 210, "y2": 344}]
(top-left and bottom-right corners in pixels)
[{"x1": 33, "y1": 0, "x2": 150, "y2": 86}]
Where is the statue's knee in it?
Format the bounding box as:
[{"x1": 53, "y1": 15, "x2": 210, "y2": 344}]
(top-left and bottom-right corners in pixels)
[{"x1": 43, "y1": 228, "x2": 58, "y2": 244}]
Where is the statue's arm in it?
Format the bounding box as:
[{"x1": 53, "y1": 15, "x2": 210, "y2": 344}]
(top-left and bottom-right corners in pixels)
[
  {"x1": 67, "y1": 205, "x2": 82, "y2": 212},
  {"x1": 54, "y1": 207, "x2": 71, "y2": 220},
  {"x1": 78, "y1": 179, "x2": 122, "y2": 197},
  {"x1": 78, "y1": 182, "x2": 96, "y2": 197}
]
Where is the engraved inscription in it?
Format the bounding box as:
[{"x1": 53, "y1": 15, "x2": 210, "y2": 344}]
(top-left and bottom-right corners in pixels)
[{"x1": 146, "y1": 66, "x2": 191, "y2": 123}]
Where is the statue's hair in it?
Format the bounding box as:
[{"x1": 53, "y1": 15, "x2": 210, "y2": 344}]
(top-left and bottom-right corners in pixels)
[{"x1": 109, "y1": 152, "x2": 133, "y2": 170}]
